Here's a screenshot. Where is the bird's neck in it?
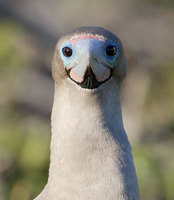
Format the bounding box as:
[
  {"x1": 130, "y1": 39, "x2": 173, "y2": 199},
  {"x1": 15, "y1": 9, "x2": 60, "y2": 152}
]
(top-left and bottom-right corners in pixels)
[
  {"x1": 45, "y1": 79, "x2": 136, "y2": 199},
  {"x1": 51, "y1": 78, "x2": 126, "y2": 148}
]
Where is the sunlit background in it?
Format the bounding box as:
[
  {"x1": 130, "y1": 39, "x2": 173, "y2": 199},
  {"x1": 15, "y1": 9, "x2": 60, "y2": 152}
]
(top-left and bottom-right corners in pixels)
[{"x1": 0, "y1": 0, "x2": 174, "y2": 199}]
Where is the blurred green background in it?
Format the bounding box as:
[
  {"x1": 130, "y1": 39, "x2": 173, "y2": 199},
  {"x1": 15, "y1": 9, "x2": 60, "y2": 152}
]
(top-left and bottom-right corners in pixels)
[{"x1": 0, "y1": 0, "x2": 174, "y2": 199}]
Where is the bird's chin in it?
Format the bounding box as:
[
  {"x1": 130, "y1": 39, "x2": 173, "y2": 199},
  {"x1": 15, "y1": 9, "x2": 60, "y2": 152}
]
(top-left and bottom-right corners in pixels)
[{"x1": 66, "y1": 68, "x2": 113, "y2": 90}]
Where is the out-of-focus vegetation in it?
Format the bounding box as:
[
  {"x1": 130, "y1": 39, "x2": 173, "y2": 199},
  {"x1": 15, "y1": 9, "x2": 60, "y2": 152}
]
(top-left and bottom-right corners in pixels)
[
  {"x1": 0, "y1": 0, "x2": 174, "y2": 199},
  {"x1": 135, "y1": 62, "x2": 174, "y2": 200},
  {"x1": 145, "y1": 63, "x2": 174, "y2": 127},
  {"x1": 0, "y1": 20, "x2": 50, "y2": 199},
  {"x1": 0, "y1": 114, "x2": 50, "y2": 200},
  {"x1": 143, "y1": 0, "x2": 174, "y2": 7}
]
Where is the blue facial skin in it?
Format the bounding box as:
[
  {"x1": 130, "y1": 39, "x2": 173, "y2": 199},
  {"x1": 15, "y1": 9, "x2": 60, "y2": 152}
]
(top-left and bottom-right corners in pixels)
[
  {"x1": 60, "y1": 42, "x2": 75, "y2": 69},
  {"x1": 60, "y1": 38, "x2": 119, "y2": 82}
]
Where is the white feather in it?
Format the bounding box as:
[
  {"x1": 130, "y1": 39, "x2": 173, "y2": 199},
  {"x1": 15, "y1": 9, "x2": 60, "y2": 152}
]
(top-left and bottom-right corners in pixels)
[{"x1": 34, "y1": 77, "x2": 140, "y2": 200}]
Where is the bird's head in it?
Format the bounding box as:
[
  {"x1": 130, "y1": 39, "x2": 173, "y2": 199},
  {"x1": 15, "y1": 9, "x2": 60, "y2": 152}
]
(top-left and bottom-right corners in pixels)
[{"x1": 52, "y1": 27, "x2": 127, "y2": 90}]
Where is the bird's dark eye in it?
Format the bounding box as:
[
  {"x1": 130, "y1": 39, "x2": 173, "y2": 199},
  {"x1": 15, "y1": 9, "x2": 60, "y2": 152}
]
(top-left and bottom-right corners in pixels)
[
  {"x1": 62, "y1": 47, "x2": 73, "y2": 57},
  {"x1": 106, "y1": 45, "x2": 117, "y2": 57}
]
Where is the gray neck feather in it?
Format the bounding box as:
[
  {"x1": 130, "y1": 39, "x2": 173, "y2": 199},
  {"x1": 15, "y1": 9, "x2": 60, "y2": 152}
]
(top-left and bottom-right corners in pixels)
[{"x1": 41, "y1": 78, "x2": 140, "y2": 200}]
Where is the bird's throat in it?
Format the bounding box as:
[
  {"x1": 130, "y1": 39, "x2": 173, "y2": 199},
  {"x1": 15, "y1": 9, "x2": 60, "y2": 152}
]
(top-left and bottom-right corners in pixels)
[{"x1": 47, "y1": 81, "x2": 130, "y2": 192}]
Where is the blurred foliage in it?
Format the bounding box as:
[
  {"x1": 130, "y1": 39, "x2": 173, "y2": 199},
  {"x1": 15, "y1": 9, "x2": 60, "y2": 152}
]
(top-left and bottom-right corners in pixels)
[
  {"x1": 0, "y1": 112, "x2": 50, "y2": 200},
  {"x1": 146, "y1": 63, "x2": 174, "y2": 121},
  {"x1": 0, "y1": 19, "x2": 29, "y2": 72},
  {"x1": 133, "y1": 142, "x2": 174, "y2": 200},
  {"x1": 0, "y1": 19, "x2": 50, "y2": 200},
  {"x1": 142, "y1": 0, "x2": 174, "y2": 7},
  {"x1": 137, "y1": 61, "x2": 174, "y2": 200},
  {"x1": 144, "y1": 62, "x2": 174, "y2": 142}
]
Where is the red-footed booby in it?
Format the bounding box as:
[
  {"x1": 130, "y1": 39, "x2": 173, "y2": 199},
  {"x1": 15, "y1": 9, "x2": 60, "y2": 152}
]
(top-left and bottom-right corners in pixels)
[{"x1": 34, "y1": 27, "x2": 140, "y2": 200}]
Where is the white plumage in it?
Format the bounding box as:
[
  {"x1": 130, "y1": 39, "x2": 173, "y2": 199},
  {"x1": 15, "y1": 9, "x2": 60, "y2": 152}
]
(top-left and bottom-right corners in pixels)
[{"x1": 34, "y1": 27, "x2": 140, "y2": 200}]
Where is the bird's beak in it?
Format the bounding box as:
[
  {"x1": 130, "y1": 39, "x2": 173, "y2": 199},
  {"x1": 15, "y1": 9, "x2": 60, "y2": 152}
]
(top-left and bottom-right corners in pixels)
[{"x1": 67, "y1": 53, "x2": 112, "y2": 89}]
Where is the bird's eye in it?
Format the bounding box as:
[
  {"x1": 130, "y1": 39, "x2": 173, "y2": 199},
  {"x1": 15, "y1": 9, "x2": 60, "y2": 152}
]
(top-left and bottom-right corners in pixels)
[
  {"x1": 106, "y1": 45, "x2": 117, "y2": 57},
  {"x1": 62, "y1": 47, "x2": 73, "y2": 57}
]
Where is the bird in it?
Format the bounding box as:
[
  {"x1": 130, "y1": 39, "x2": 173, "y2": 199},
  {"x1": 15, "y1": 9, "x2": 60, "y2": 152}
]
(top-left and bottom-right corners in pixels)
[{"x1": 34, "y1": 26, "x2": 140, "y2": 200}]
